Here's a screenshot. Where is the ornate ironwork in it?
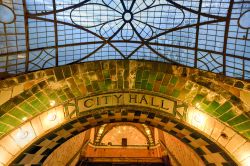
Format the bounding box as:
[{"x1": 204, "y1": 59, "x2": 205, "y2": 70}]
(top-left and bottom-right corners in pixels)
[{"x1": 0, "y1": 0, "x2": 249, "y2": 80}]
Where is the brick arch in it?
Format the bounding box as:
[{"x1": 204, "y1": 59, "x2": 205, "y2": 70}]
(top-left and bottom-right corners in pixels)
[
  {"x1": 0, "y1": 60, "x2": 249, "y2": 140},
  {"x1": 10, "y1": 106, "x2": 237, "y2": 166}
]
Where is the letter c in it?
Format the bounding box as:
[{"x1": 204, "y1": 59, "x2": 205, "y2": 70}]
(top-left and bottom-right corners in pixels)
[{"x1": 84, "y1": 98, "x2": 94, "y2": 108}]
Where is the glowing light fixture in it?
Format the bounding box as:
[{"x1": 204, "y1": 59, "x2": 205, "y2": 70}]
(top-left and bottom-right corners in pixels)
[
  {"x1": 195, "y1": 103, "x2": 201, "y2": 109},
  {"x1": 16, "y1": 129, "x2": 28, "y2": 139},
  {"x1": 47, "y1": 112, "x2": 57, "y2": 121},
  {"x1": 242, "y1": 156, "x2": 250, "y2": 166},
  {"x1": 49, "y1": 100, "x2": 56, "y2": 107},
  {"x1": 187, "y1": 108, "x2": 207, "y2": 130},
  {"x1": 194, "y1": 113, "x2": 205, "y2": 124},
  {"x1": 22, "y1": 117, "x2": 27, "y2": 121}
]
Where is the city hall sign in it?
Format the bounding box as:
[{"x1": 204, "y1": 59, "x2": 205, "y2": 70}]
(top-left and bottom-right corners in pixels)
[{"x1": 78, "y1": 92, "x2": 175, "y2": 114}]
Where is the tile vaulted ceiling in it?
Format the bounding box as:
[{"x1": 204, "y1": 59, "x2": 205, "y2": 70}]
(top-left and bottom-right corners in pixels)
[{"x1": 0, "y1": 0, "x2": 249, "y2": 80}]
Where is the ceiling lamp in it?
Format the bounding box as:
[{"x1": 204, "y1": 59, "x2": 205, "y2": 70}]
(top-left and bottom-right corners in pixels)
[
  {"x1": 47, "y1": 112, "x2": 57, "y2": 121},
  {"x1": 16, "y1": 129, "x2": 28, "y2": 139},
  {"x1": 49, "y1": 100, "x2": 56, "y2": 107},
  {"x1": 22, "y1": 117, "x2": 27, "y2": 121}
]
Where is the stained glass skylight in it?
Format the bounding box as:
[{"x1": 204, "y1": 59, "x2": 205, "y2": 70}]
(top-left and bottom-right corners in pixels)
[{"x1": 0, "y1": 0, "x2": 250, "y2": 80}]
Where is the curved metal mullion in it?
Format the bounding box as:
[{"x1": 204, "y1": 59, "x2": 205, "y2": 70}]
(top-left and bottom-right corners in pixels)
[
  {"x1": 102, "y1": 0, "x2": 124, "y2": 14},
  {"x1": 222, "y1": 0, "x2": 235, "y2": 76},
  {"x1": 72, "y1": 18, "x2": 122, "y2": 29},
  {"x1": 204, "y1": 54, "x2": 217, "y2": 70},
  {"x1": 165, "y1": 0, "x2": 226, "y2": 20},
  {"x1": 211, "y1": 65, "x2": 223, "y2": 72},
  {"x1": 194, "y1": 0, "x2": 203, "y2": 68},
  {"x1": 68, "y1": 43, "x2": 106, "y2": 64},
  {"x1": 129, "y1": 22, "x2": 180, "y2": 64},
  {"x1": 147, "y1": 19, "x2": 226, "y2": 42},
  {"x1": 108, "y1": 22, "x2": 126, "y2": 41},
  {"x1": 210, "y1": 53, "x2": 223, "y2": 66},
  {"x1": 22, "y1": 0, "x2": 30, "y2": 73},
  {"x1": 133, "y1": 18, "x2": 160, "y2": 31},
  {"x1": 98, "y1": 19, "x2": 124, "y2": 38},
  {"x1": 43, "y1": 48, "x2": 55, "y2": 57},
  {"x1": 120, "y1": 0, "x2": 126, "y2": 11},
  {"x1": 28, "y1": 15, "x2": 105, "y2": 41},
  {"x1": 129, "y1": 0, "x2": 136, "y2": 11},
  {"x1": 29, "y1": 0, "x2": 91, "y2": 17},
  {"x1": 106, "y1": 22, "x2": 127, "y2": 59},
  {"x1": 29, "y1": 50, "x2": 44, "y2": 62},
  {"x1": 29, "y1": 62, "x2": 42, "y2": 70},
  {"x1": 197, "y1": 52, "x2": 209, "y2": 60},
  {"x1": 108, "y1": 42, "x2": 126, "y2": 59},
  {"x1": 42, "y1": 57, "x2": 55, "y2": 68},
  {"x1": 52, "y1": 0, "x2": 58, "y2": 67},
  {"x1": 100, "y1": 3, "x2": 123, "y2": 14},
  {"x1": 198, "y1": 58, "x2": 210, "y2": 70},
  {"x1": 29, "y1": 50, "x2": 52, "y2": 70},
  {"x1": 126, "y1": 44, "x2": 144, "y2": 59}
]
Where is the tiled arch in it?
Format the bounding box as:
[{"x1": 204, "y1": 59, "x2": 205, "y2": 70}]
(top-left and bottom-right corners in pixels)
[
  {"x1": 0, "y1": 60, "x2": 249, "y2": 140},
  {"x1": 10, "y1": 106, "x2": 237, "y2": 166},
  {"x1": 0, "y1": 60, "x2": 249, "y2": 165}
]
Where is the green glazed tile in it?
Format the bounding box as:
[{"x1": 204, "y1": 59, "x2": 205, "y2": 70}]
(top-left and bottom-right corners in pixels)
[
  {"x1": 64, "y1": 88, "x2": 75, "y2": 98},
  {"x1": 0, "y1": 114, "x2": 21, "y2": 126},
  {"x1": 156, "y1": 72, "x2": 164, "y2": 81},
  {"x1": 216, "y1": 102, "x2": 232, "y2": 115},
  {"x1": 172, "y1": 89, "x2": 180, "y2": 98},
  {"x1": 0, "y1": 101, "x2": 15, "y2": 113},
  {"x1": 54, "y1": 68, "x2": 64, "y2": 81},
  {"x1": 12, "y1": 96, "x2": 24, "y2": 105},
  {"x1": 103, "y1": 70, "x2": 110, "y2": 79},
  {"x1": 148, "y1": 72, "x2": 157, "y2": 83},
  {"x1": 135, "y1": 82, "x2": 141, "y2": 89},
  {"x1": 227, "y1": 114, "x2": 249, "y2": 126},
  {"x1": 60, "y1": 95, "x2": 68, "y2": 102},
  {"x1": 86, "y1": 85, "x2": 94, "y2": 92},
  {"x1": 205, "y1": 101, "x2": 220, "y2": 113},
  {"x1": 38, "y1": 81, "x2": 47, "y2": 89},
  {"x1": 63, "y1": 66, "x2": 71, "y2": 78},
  {"x1": 159, "y1": 86, "x2": 167, "y2": 93},
  {"x1": 9, "y1": 108, "x2": 31, "y2": 121},
  {"x1": 243, "y1": 130, "x2": 250, "y2": 139},
  {"x1": 170, "y1": 76, "x2": 178, "y2": 85},
  {"x1": 192, "y1": 94, "x2": 205, "y2": 105},
  {"x1": 20, "y1": 90, "x2": 33, "y2": 99},
  {"x1": 98, "y1": 81, "x2": 107, "y2": 91},
  {"x1": 162, "y1": 75, "x2": 171, "y2": 86},
  {"x1": 219, "y1": 110, "x2": 237, "y2": 122},
  {"x1": 136, "y1": 70, "x2": 143, "y2": 81},
  {"x1": 17, "y1": 75, "x2": 26, "y2": 83},
  {"x1": 83, "y1": 76, "x2": 91, "y2": 85},
  {"x1": 105, "y1": 79, "x2": 112, "y2": 85},
  {"x1": 146, "y1": 83, "x2": 153, "y2": 91},
  {"x1": 234, "y1": 121, "x2": 250, "y2": 131},
  {"x1": 35, "y1": 92, "x2": 49, "y2": 104},
  {"x1": 0, "y1": 123, "x2": 11, "y2": 133},
  {"x1": 234, "y1": 81, "x2": 244, "y2": 89},
  {"x1": 118, "y1": 80, "x2": 123, "y2": 89},
  {"x1": 141, "y1": 80, "x2": 148, "y2": 89},
  {"x1": 19, "y1": 103, "x2": 38, "y2": 115},
  {"x1": 92, "y1": 81, "x2": 100, "y2": 91},
  {"x1": 31, "y1": 85, "x2": 40, "y2": 94},
  {"x1": 142, "y1": 70, "x2": 149, "y2": 80}
]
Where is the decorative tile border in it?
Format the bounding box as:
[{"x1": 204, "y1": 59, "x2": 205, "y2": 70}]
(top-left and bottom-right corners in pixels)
[
  {"x1": 9, "y1": 106, "x2": 237, "y2": 166},
  {"x1": 0, "y1": 61, "x2": 249, "y2": 140}
]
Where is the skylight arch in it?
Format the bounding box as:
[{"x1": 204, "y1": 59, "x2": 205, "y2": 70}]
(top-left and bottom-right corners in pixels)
[{"x1": 0, "y1": 0, "x2": 249, "y2": 80}]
